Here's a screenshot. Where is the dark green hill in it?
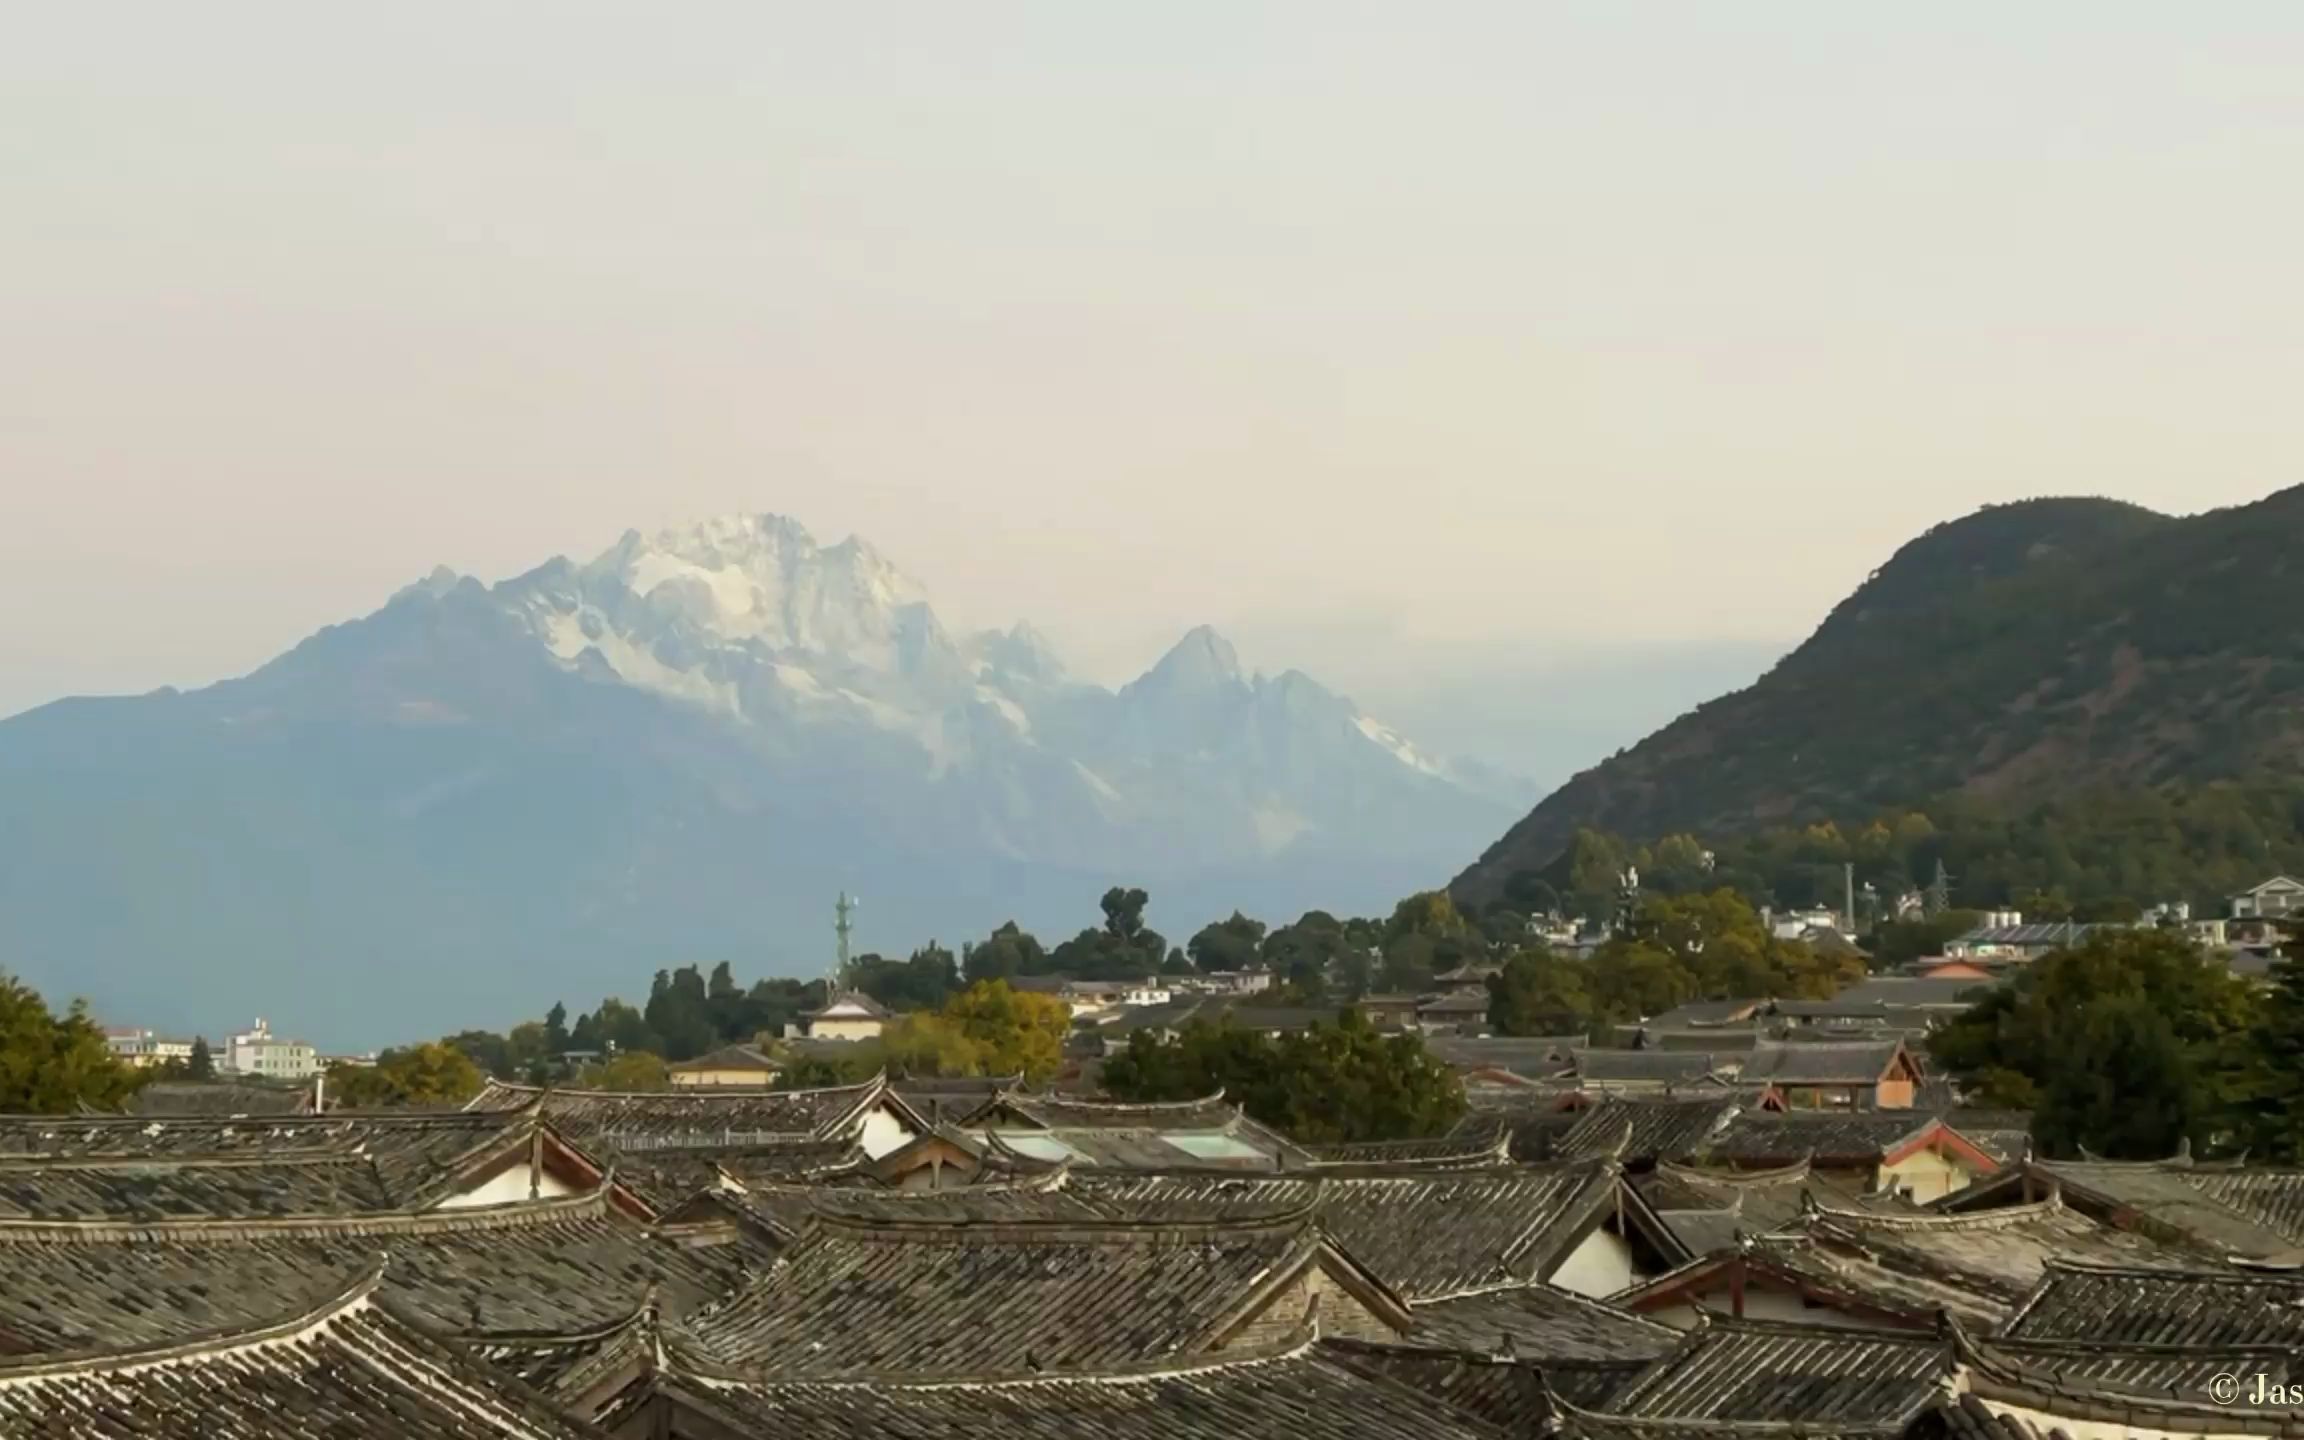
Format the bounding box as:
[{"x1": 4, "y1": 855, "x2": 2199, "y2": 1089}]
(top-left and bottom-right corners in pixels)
[{"x1": 1454, "y1": 486, "x2": 2304, "y2": 905}]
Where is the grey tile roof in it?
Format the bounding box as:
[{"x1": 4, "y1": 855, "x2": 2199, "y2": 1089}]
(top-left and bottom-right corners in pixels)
[
  {"x1": 0, "y1": 1270, "x2": 607, "y2": 1439},
  {"x1": 125, "y1": 1082, "x2": 314, "y2": 1116},
  {"x1": 667, "y1": 1043, "x2": 778, "y2": 1073},
  {"x1": 965, "y1": 1089, "x2": 1242, "y2": 1130},
  {"x1": 465, "y1": 1076, "x2": 911, "y2": 1151},
  {"x1": 2000, "y1": 1259, "x2": 2304, "y2": 1347},
  {"x1": 1403, "y1": 1282, "x2": 1678, "y2": 1361},
  {"x1": 1709, "y1": 1112, "x2": 1940, "y2": 1165},
  {"x1": 0, "y1": 1110, "x2": 547, "y2": 1216},
  {"x1": 1300, "y1": 1124, "x2": 1513, "y2": 1170},
  {"x1": 1422, "y1": 1034, "x2": 1585, "y2": 1077},
  {"x1": 1986, "y1": 1158, "x2": 2304, "y2": 1259},
  {"x1": 0, "y1": 1186, "x2": 765, "y2": 1351},
  {"x1": 681, "y1": 1208, "x2": 1399, "y2": 1376},
  {"x1": 1071, "y1": 1160, "x2": 1626, "y2": 1301},
  {"x1": 1571, "y1": 1050, "x2": 1727, "y2": 1086},
  {"x1": 1609, "y1": 1316, "x2": 1957, "y2": 1426},
  {"x1": 1736, "y1": 1041, "x2": 1909, "y2": 1087},
  {"x1": 1789, "y1": 1197, "x2": 2192, "y2": 1322},
  {"x1": 1827, "y1": 977, "x2": 1998, "y2": 1010},
  {"x1": 613, "y1": 1341, "x2": 1508, "y2": 1440},
  {"x1": 1553, "y1": 1098, "x2": 1741, "y2": 1165},
  {"x1": 1321, "y1": 1335, "x2": 1642, "y2": 1419}
]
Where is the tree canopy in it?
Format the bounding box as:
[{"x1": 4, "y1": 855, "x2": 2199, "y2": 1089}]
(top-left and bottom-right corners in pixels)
[
  {"x1": 0, "y1": 973, "x2": 143, "y2": 1114},
  {"x1": 1100, "y1": 1010, "x2": 1465, "y2": 1143},
  {"x1": 326, "y1": 1041, "x2": 485, "y2": 1108}
]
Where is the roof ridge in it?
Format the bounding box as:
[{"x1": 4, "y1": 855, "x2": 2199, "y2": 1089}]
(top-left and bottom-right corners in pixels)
[
  {"x1": 0, "y1": 1175, "x2": 619, "y2": 1242},
  {"x1": 0, "y1": 1255, "x2": 386, "y2": 1380}
]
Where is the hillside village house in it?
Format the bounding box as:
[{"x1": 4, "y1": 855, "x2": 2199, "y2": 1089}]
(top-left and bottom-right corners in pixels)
[
  {"x1": 783, "y1": 990, "x2": 889, "y2": 1042},
  {"x1": 101, "y1": 1027, "x2": 194, "y2": 1068},
  {"x1": 2232, "y1": 874, "x2": 2304, "y2": 919},
  {"x1": 224, "y1": 1017, "x2": 319, "y2": 1080},
  {"x1": 667, "y1": 1043, "x2": 781, "y2": 1088},
  {"x1": 1736, "y1": 1039, "x2": 1922, "y2": 1110}
]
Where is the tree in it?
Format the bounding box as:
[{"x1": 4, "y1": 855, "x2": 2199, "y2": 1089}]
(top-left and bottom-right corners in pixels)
[
  {"x1": 942, "y1": 980, "x2": 1070, "y2": 1084},
  {"x1": 1262, "y1": 911, "x2": 1351, "y2": 1000},
  {"x1": 1101, "y1": 887, "x2": 1150, "y2": 942},
  {"x1": 1929, "y1": 928, "x2": 2260, "y2": 1157},
  {"x1": 852, "y1": 944, "x2": 962, "y2": 1012},
  {"x1": 643, "y1": 966, "x2": 714, "y2": 1061},
  {"x1": 2034, "y1": 995, "x2": 2199, "y2": 1161},
  {"x1": 543, "y1": 1002, "x2": 571, "y2": 1055},
  {"x1": 581, "y1": 1051, "x2": 670, "y2": 1090},
  {"x1": 2235, "y1": 927, "x2": 2304, "y2": 1161},
  {"x1": 441, "y1": 1029, "x2": 512, "y2": 1079},
  {"x1": 326, "y1": 1042, "x2": 485, "y2": 1108},
  {"x1": 1486, "y1": 950, "x2": 1593, "y2": 1036},
  {"x1": 962, "y1": 922, "x2": 1048, "y2": 985},
  {"x1": 1102, "y1": 1011, "x2": 1465, "y2": 1144},
  {"x1": 1188, "y1": 912, "x2": 1267, "y2": 972},
  {"x1": 187, "y1": 1035, "x2": 216, "y2": 1081},
  {"x1": 878, "y1": 1014, "x2": 986, "y2": 1078},
  {"x1": 0, "y1": 973, "x2": 143, "y2": 1113}
]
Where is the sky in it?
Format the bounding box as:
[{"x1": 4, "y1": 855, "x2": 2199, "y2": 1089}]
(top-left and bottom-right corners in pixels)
[{"x1": 4, "y1": 4, "x2": 2297, "y2": 774}]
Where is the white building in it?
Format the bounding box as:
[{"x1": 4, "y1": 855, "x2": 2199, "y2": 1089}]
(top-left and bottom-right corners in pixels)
[
  {"x1": 102, "y1": 1028, "x2": 195, "y2": 1069},
  {"x1": 2232, "y1": 876, "x2": 2304, "y2": 920},
  {"x1": 225, "y1": 1018, "x2": 320, "y2": 1080}
]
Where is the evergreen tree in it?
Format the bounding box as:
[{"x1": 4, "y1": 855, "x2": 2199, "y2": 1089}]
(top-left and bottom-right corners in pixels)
[{"x1": 187, "y1": 1035, "x2": 215, "y2": 1080}]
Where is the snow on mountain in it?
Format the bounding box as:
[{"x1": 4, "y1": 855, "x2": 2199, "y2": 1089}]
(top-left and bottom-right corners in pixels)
[{"x1": 480, "y1": 514, "x2": 1501, "y2": 838}]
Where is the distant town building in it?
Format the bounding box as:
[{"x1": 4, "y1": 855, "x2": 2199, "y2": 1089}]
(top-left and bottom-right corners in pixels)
[
  {"x1": 784, "y1": 990, "x2": 889, "y2": 1043},
  {"x1": 224, "y1": 1018, "x2": 319, "y2": 1080},
  {"x1": 668, "y1": 1043, "x2": 781, "y2": 1088},
  {"x1": 101, "y1": 1028, "x2": 194, "y2": 1069},
  {"x1": 2231, "y1": 876, "x2": 2304, "y2": 921}
]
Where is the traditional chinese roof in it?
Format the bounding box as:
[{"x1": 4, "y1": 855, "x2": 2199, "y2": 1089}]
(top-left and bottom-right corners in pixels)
[
  {"x1": 1300, "y1": 1123, "x2": 1513, "y2": 1171},
  {"x1": 1422, "y1": 1034, "x2": 1586, "y2": 1077},
  {"x1": 1735, "y1": 1040, "x2": 1913, "y2": 1088},
  {"x1": 1553, "y1": 1097, "x2": 1741, "y2": 1166},
  {"x1": 1326, "y1": 1335, "x2": 1647, "y2": 1420},
  {"x1": 464, "y1": 1074, "x2": 916, "y2": 1151},
  {"x1": 1404, "y1": 1281, "x2": 1679, "y2": 1361},
  {"x1": 978, "y1": 1124, "x2": 1295, "y2": 1171},
  {"x1": 602, "y1": 1334, "x2": 1507, "y2": 1440},
  {"x1": 1939, "y1": 1153, "x2": 2304, "y2": 1260},
  {"x1": 2000, "y1": 1257, "x2": 2304, "y2": 1347},
  {"x1": 1607, "y1": 1316, "x2": 1957, "y2": 1427},
  {"x1": 682, "y1": 1206, "x2": 1410, "y2": 1375},
  {"x1": 0, "y1": 1263, "x2": 609, "y2": 1438},
  {"x1": 890, "y1": 1073, "x2": 1021, "y2": 1123},
  {"x1": 666, "y1": 1043, "x2": 778, "y2": 1075},
  {"x1": 961, "y1": 1088, "x2": 1241, "y2": 1131},
  {"x1": 1571, "y1": 1050, "x2": 1727, "y2": 1087},
  {"x1": 1071, "y1": 1159, "x2": 1646, "y2": 1301},
  {"x1": 1708, "y1": 1112, "x2": 1958, "y2": 1167},
  {"x1": 0, "y1": 1184, "x2": 765, "y2": 1351},
  {"x1": 0, "y1": 1109, "x2": 579, "y2": 1218},
  {"x1": 125, "y1": 1082, "x2": 314, "y2": 1117}
]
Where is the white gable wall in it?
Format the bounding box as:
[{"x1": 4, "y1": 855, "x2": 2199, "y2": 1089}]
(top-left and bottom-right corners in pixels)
[
  {"x1": 1547, "y1": 1227, "x2": 1635, "y2": 1299},
  {"x1": 859, "y1": 1105, "x2": 915, "y2": 1160},
  {"x1": 435, "y1": 1164, "x2": 582, "y2": 1210}
]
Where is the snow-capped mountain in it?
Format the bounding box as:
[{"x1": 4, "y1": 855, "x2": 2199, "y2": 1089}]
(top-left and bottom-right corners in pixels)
[{"x1": 0, "y1": 514, "x2": 1526, "y2": 1045}]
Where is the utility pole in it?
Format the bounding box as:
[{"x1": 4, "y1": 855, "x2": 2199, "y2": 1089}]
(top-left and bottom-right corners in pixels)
[
  {"x1": 834, "y1": 892, "x2": 857, "y2": 988},
  {"x1": 1844, "y1": 862, "x2": 1856, "y2": 935}
]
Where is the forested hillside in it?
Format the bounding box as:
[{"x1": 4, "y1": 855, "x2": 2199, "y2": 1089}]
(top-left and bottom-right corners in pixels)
[{"x1": 1456, "y1": 487, "x2": 2304, "y2": 907}]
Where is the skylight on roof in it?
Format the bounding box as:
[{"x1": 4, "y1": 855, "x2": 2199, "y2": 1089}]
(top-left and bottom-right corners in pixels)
[
  {"x1": 992, "y1": 1132, "x2": 1081, "y2": 1162},
  {"x1": 1162, "y1": 1133, "x2": 1267, "y2": 1161}
]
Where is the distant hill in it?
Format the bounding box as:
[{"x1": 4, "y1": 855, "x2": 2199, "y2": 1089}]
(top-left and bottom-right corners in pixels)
[
  {"x1": 0, "y1": 515, "x2": 1527, "y2": 1047},
  {"x1": 1454, "y1": 486, "x2": 2304, "y2": 906}
]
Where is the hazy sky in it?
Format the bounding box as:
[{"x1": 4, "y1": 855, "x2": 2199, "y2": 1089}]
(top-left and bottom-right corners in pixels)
[{"x1": 5, "y1": 5, "x2": 2296, "y2": 743}]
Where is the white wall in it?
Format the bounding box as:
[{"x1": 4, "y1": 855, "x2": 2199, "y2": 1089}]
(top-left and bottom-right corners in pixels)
[
  {"x1": 1547, "y1": 1227, "x2": 1636, "y2": 1299},
  {"x1": 859, "y1": 1105, "x2": 915, "y2": 1160},
  {"x1": 435, "y1": 1164, "x2": 583, "y2": 1210}
]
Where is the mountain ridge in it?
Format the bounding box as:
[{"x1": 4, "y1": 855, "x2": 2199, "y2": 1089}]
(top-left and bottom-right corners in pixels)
[
  {"x1": 0, "y1": 512, "x2": 1525, "y2": 1046},
  {"x1": 1452, "y1": 486, "x2": 2304, "y2": 906}
]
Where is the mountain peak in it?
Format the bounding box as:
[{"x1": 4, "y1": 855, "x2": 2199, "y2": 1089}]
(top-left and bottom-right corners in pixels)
[{"x1": 1138, "y1": 625, "x2": 1244, "y2": 693}]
